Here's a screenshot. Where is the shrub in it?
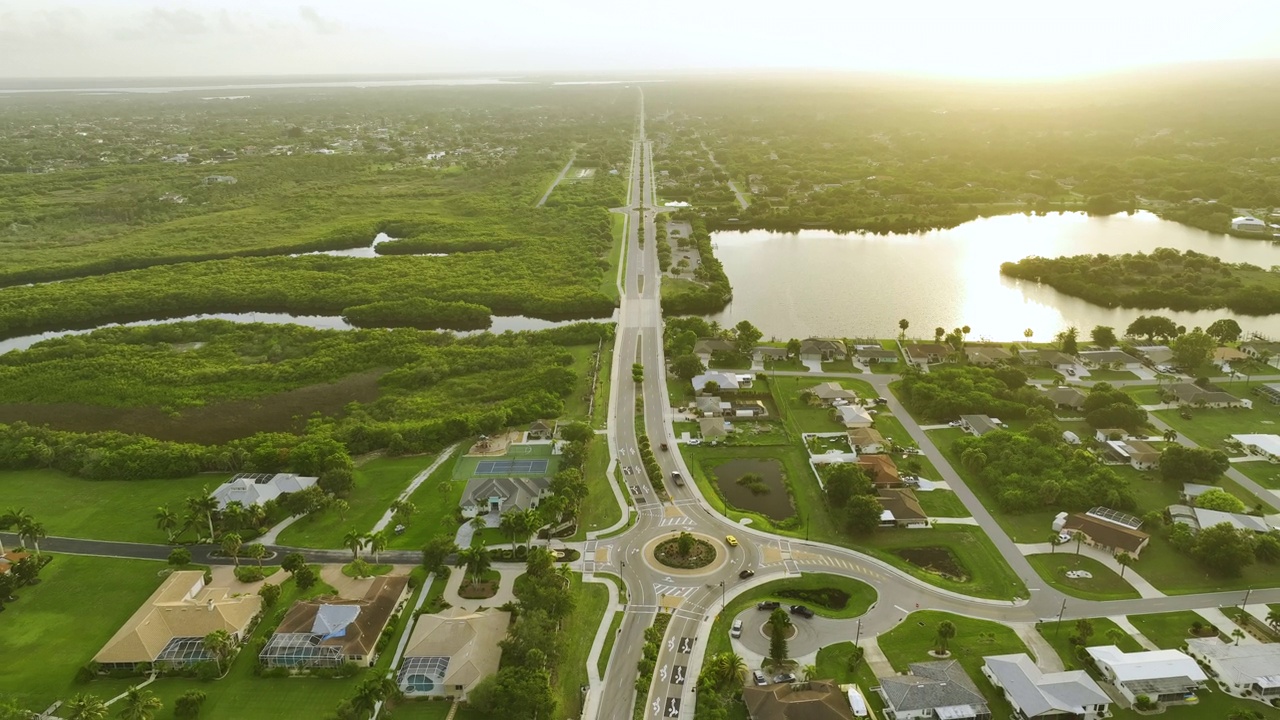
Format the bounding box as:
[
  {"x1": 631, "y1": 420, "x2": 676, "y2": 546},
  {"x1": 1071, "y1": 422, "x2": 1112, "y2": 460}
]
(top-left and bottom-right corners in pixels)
[
  {"x1": 168, "y1": 547, "x2": 192, "y2": 566},
  {"x1": 234, "y1": 566, "x2": 265, "y2": 583}
]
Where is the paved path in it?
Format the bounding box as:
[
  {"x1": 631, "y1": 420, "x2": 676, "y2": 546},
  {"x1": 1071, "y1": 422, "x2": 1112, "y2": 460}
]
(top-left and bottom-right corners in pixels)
[
  {"x1": 255, "y1": 514, "x2": 301, "y2": 544},
  {"x1": 370, "y1": 446, "x2": 457, "y2": 534},
  {"x1": 1015, "y1": 542, "x2": 1164, "y2": 599},
  {"x1": 1012, "y1": 623, "x2": 1063, "y2": 671},
  {"x1": 535, "y1": 154, "x2": 575, "y2": 207},
  {"x1": 1108, "y1": 616, "x2": 1160, "y2": 650},
  {"x1": 1194, "y1": 607, "x2": 1260, "y2": 645},
  {"x1": 862, "y1": 637, "x2": 895, "y2": 677}
]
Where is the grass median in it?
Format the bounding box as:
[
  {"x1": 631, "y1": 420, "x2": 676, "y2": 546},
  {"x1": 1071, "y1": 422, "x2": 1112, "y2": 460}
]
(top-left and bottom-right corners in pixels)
[{"x1": 706, "y1": 574, "x2": 877, "y2": 660}]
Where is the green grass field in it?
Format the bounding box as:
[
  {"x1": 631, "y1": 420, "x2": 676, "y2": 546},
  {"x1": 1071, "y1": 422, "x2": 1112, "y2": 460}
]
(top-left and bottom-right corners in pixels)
[
  {"x1": 1152, "y1": 382, "x2": 1277, "y2": 452},
  {"x1": 915, "y1": 489, "x2": 971, "y2": 517},
  {"x1": 277, "y1": 455, "x2": 436, "y2": 548},
  {"x1": 0, "y1": 469, "x2": 226, "y2": 543},
  {"x1": 556, "y1": 574, "x2": 609, "y2": 719},
  {"x1": 812, "y1": 642, "x2": 885, "y2": 715},
  {"x1": 1234, "y1": 460, "x2": 1280, "y2": 490},
  {"x1": 574, "y1": 439, "x2": 623, "y2": 540},
  {"x1": 1025, "y1": 553, "x2": 1140, "y2": 601},
  {"x1": 1132, "y1": 530, "x2": 1280, "y2": 595},
  {"x1": 705, "y1": 574, "x2": 877, "y2": 660},
  {"x1": 390, "y1": 447, "x2": 466, "y2": 550},
  {"x1": 766, "y1": 375, "x2": 877, "y2": 435},
  {"x1": 1127, "y1": 610, "x2": 1218, "y2": 649},
  {"x1": 1035, "y1": 617, "x2": 1144, "y2": 670},
  {"x1": 597, "y1": 609, "x2": 624, "y2": 678},
  {"x1": 603, "y1": 212, "x2": 627, "y2": 300}
]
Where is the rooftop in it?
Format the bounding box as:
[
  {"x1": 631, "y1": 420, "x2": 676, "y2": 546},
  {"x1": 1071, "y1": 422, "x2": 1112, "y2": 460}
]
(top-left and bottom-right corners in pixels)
[
  {"x1": 742, "y1": 679, "x2": 857, "y2": 720},
  {"x1": 983, "y1": 653, "x2": 1109, "y2": 717},
  {"x1": 400, "y1": 607, "x2": 510, "y2": 691},
  {"x1": 270, "y1": 575, "x2": 408, "y2": 660},
  {"x1": 879, "y1": 660, "x2": 989, "y2": 714},
  {"x1": 1186, "y1": 638, "x2": 1280, "y2": 685},
  {"x1": 1086, "y1": 646, "x2": 1206, "y2": 685},
  {"x1": 1063, "y1": 513, "x2": 1149, "y2": 554},
  {"x1": 210, "y1": 472, "x2": 318, "y2": 509}
]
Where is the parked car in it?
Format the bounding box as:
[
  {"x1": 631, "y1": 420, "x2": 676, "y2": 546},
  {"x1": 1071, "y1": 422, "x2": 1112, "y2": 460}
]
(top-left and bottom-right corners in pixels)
[
  {"x1": 789, "y1": 604, "x2": 815, "y2": 618},
  {"x1": 873, "y1": 397, "x2": 888, "y2": 405},
  {"x1": 1066, "y1": 368, "x2": 1076, "y2": 376},
  {"x1": 757, "y1": 600, "x2": 781, "y2": 611},
  {"x1": 773, "y1": 672, "x2": 797, "y2": 684},
  {"x1": 753, "y1": 671, "x2": 768, "y2": 686},
  {"x1": 948, "y1": 420, "x2": 963, "y2": 427},
  {"x1": 687, "y1": 438, "x2": 701, "y2": 446},
  {"x1": 731, "y1": 619, "x2": 743, "y2": 638},
  {"x1": 1056, "y1": 532, "x2": 1072, "y2": 544},
  {"x1": 739, "y1": 568, "x2": 755, "y2": 579}
]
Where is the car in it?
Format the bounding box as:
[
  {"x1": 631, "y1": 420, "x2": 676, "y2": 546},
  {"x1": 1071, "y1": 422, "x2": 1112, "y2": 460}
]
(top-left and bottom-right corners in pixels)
[
  {"x1": 1066, "y1": 368, "x2": 1076, "y2": 376},
  {"x1": 789, "y1": 604, "x2": 815, "y2": 618},
  {"x1": 948, "y1": 420, "x2": 963, "y2": 427},
  {"x1": 731, "y1": 619, "x2": 743, "y2": 638},
  {"x1": 725, "y1": 535, "x2": 739, "y2": 547},
  {"x1": 873, "y1": 397, "x2": 888, "y2": 405},
  {"x1": 660, "y1": 442, "x2": 669, "y2": 451},
  {"x1": 1056, "y1": 532, "x2": 1073, "y2": 544},
  {"x1": 739, "y1": 568, "x2": 755, "y2": 579},
  {"x1": 687, "y1": 438, "x2": 702, "y2": 446},
  {"x1": 757, "y1": 600, "x2": 780, "y2": 611},
  {"x1": 753, "y1": 671, "x2": 768, "y2": 686},
  {"x1": 1180, "y1": 409, "x2": 1192, "y2": 420},
  {"x1": 773, "y1": 672, "x2": 797, "y2": 684}
]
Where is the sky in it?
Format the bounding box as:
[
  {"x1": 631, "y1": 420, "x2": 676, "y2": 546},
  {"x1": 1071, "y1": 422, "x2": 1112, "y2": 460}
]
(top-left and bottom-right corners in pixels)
[{"x1": 3, "y1": 0, "x2": 1279, "y2": 81}]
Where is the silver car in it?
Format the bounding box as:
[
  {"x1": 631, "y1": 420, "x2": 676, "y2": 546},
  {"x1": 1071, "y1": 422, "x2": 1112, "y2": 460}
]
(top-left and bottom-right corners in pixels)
[{"x1": 731, "y1": 619, "x2": 743, "y2": 638}]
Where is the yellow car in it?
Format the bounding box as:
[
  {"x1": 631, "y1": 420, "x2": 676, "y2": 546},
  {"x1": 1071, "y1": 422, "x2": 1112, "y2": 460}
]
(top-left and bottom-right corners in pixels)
[{"x1": 725, "y1": 535, "x2": 739, "y2": 547}]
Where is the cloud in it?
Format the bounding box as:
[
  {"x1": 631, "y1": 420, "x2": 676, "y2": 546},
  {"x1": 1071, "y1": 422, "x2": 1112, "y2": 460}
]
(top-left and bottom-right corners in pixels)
[
  {"x1": 147, "y1": 8, "x2": 208, "y2": 35},
  {"x1": 298, "y1": 5, "x2": 339, "y2": 35}
]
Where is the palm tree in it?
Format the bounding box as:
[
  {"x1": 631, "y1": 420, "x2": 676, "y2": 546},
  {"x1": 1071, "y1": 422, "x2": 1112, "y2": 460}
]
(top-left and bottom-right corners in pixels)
[
  {"x1": 390, "y1": 499, "x2": 416, "y2": 526},
  {"x1": 499, "y1": 510, "x2": 522, "y2": 551},
  {"x1": 202, "y1": 629, "x2": 234, "y2": 674},
  {"x1": 801, "y1": 663, "x2": 819, "y2": 681},
  {"x1": 0, "y1": 507, "x2": 30, "y2": 555},
  {"x1": 520, "y1": 507, "x2": 541, "y2": 545},
  {"x1": 333, "y1": 499, "x2": 350, "y2": 521},
  {"x1": 845, "y1": 645, "x2": 866, "y2": 673},
  {"x1": 1023, "y1": 328, "x2": 1034, "y2": 342},
  {"x1": 63, "y1": 693, "x2": 109, "y2": 720},
  {"x1": 1115, "y1": 551, "x2": 1134, "y2": 578},
  {"x1": 1106, "y1": 628, "x2": 1126, "y2": 647},
  {"x1": 1163, "y1": 429, "x2": 1179, "y2": 442},
  {"x1": 1232, "y1": 628, "x2": 1245, "y2": 646},
  {"x1": 154, "y1": 505, "x2": 178, "y2": 542},
  {"x1": 343, "y1": 529, "x2": 364, "y2": 561},
  {"x1": 1049, "y1": 531, "x2": 1061, "y2": 554},
  {"x1": 898, "y1": 319, "x2": 909, "y2": 341},
  {"x1": 244, "y1": 543, "x2": 267, "y2": 568},
  {"x1": 456, "y1": 545, "x2": 490, "y2": 584},
  {"x1": 117, "y1": 688, "x2": 163, "y2": 720},
  {"x1": 936, "y1": 621, "x2": 957, "y2": 655},
  {"x1": 220, "y1": 533, "x2": 242, "y2": 567},
  {"x1": 720, "y1": 652, "x2": 747, "y2": 688},
  {"x1": 1266, "y1": 608, "x2": 1280, "y2": 632},
  {"x1": 19, "y1": 518, "x2": 45, "y2": 556},
  {"x1": 185, "y1": 493, "x2": 219, "y2": 541},
  {"x1": 469, "y1": 515, "x2": 487, "y2": 535},
  {"x1": 366, "y1": 530, "x2": 389, "y2": 563}
]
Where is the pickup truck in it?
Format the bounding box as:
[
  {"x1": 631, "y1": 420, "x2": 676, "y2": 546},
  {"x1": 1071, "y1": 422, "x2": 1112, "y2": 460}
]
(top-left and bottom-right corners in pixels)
[{"x1": 671, "y1": 470, "x2": 684, "y2": 486}]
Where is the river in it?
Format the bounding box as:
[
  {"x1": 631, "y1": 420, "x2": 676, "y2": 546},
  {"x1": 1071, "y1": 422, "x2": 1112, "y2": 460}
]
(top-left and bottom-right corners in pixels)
[{"x1": 704, "y1": 211, "x2": 1280, "y2": 341}]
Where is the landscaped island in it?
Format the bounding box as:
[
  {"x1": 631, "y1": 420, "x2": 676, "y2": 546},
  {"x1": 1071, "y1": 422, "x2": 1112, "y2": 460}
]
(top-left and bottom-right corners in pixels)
[{"x1": 1001, "y1": 248, "x2": 1280, "y2": 314}]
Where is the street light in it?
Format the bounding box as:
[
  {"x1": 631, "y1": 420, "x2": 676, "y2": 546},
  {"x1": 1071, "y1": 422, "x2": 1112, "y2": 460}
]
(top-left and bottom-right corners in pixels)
[
  {"x1": 1053, "y1": 598, "x2": 1067, "y2": 639},
  {"x1": 719, "y1": 581, "x2": 726, "y2": 609},
  {"x1": 1241, "y1": 587, "x2": 1252, "y2": 610},
  {"x1": 855, "y1": 619, "x2": 862, "y2": 646}
]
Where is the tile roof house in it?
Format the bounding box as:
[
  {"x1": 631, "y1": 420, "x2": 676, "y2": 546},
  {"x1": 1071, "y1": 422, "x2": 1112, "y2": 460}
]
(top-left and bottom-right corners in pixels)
[
  {"x1": 742, "y1": 679, "x2": 857, "y2": 720},
  {"x1": 525, "y1": 420, "x2": 554, "y2": 440},
  {"x1": 695, "y1": 396, "x2": 723, "y2": 416},
  {"x1": 799, "y1": 339, "x2": 847, "y2": 362},
  {"x1": 1242, "y1": 341, "x2": 1280, "y2": 368},
  {"x1": 857, "y1": 347, "x2": 900, "y2": 364},
  {"x1": 807, "y1": 382, "x2": 858, "y2": 403},
  {"x1": 1019, "y1": 349, "x2": 1077, "y2": 368},
  {"x1": 754, "y1": 346, "x2": 790, "y2": 363},
  {"x1": 261, "y1": 575, "x2": 409, "y2": 669},
  {"x1": 699, "y1": 417, "x2": 730, "y2": 439},
  {"x1": 834, "y1": 405, "x2": 874, "y2": 428},
  {"x1": 847, "y1": 427, "x2": 887, "y2": 454},
  {"x1": 1164, "y1": 382, "x2": 1246, "y2": 408},
  {"x1": 459, "y1": 477, "x2": 551, "y2": 518},
  {"x1": 960, "y1": 415, "x2": 1003, "y2": 437},
  {"x1": 693, "y1": 338, "x2": 736, "y2": 361},
  {"x1": 1185, "y1": 638, "x2": 1280, "y2": 701},
  {"x1": 1212, "y1": 347, "x2": 1248, "y2": 368},
  {"x1": 398, "y1": 607, "x2": 510, "y2": 699},
  {"x1": 0, "y1": 550, "x2": 30, "y2": 575},
  {"x1": 94, "y1": 571, "x2": 262, "y2": 670},
  {"x1": 905, "y1": 343, "x2": 951, "y2": 365},
  {"x1": 210, "y1": 473, "x2": 319, "y2": 510},
  {"x1": 877, "y1": 660, "x2": 990, "y2": 720},
  {"x1": 982, "y1": 653, "x2": 1110, "y2": 720},
  {"x1": 1104, "y1": 439, "x2": 1160, "y2": 470},
  {"x1": 856, "y1": 454, "x2": 901, "y2": 487},
  {"x1": 965, "y1": 347, "x2": 1012, "y2": 366},
  {"x1": 877, "y1": 487, "x2": 929, "y2": 528},
  {"x1": 1078, "y1": 350, "x2": 1142, "y2": 368},
  {"x1": 1134, "y1": 345, "x2": 1174, "y2": 365},
  {"x1": 1062, "y1": 513, "x2": 1150, "y2": 558},
  {"x1": 1044, "y1": 386, "x2": 1086, "y2": 410},
  {"x1": 1085, "y1": 646, "x2": 1206, "y2": 705},
  {"x1": 693, "y1": 371, "x2": 741, "y2": 394}
]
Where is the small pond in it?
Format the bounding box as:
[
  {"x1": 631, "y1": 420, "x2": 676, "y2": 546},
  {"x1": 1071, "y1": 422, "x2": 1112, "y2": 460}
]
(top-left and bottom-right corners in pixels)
[
  {"x1": 894, "y1": 547, "x2": 970, "y2": 582},
  {"x1": 710, "y1": 458, "x2": 793, "y2": 521}
]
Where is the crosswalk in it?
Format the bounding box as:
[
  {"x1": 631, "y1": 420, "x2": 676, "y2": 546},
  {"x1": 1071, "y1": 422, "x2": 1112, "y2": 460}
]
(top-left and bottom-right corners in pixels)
[
  {"x1": 653, "y1": 583, "x2": 699, "y2": 598},
  {"x1": 657, "y1": 516, "x2": 694, "y2": 527}
]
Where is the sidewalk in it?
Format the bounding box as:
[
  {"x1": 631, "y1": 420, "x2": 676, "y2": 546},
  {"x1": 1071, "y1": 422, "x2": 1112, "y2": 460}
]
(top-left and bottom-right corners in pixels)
[
  {"x1": 370, "y1": 444, "x2": 458, "y2": 534},
  {"x1": 862, "y1": 637, "x2": 895, "y2": 678},
  {"x1": 1015, "y1": 542, "x2": 1165, "y2": 599},
  {"x1": 1195, "y1": 607, "x2": 1261, "y2": 645},
  {"x1": 1107, "y1": 616, "x2": 1160, "y2": 650},
  {"x1": 1010, "y1": 622, "x2": 1063, "y2": 671}
]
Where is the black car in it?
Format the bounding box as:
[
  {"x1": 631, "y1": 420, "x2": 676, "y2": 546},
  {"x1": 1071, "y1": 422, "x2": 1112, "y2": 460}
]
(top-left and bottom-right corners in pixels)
[
  {"x1": 789, "y1": 604, "x2": 815, "y2": 618},
  {"x1": 757, "y1": 600, "x2": 780, "y2": 611},
  {"x1": 739, "y1": 569, "x2": 755, "y2": 579}
]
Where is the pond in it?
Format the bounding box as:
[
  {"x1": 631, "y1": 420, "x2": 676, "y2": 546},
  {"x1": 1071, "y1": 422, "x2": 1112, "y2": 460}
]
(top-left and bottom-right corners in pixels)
[
  {"x1": 705, "y1": 211, "x2": 1280, "y2": 341},
  {"x1": 894, "y1": 547, "x2": 970, "y2": 582},
  {"x1": 709, "y1": 458, "x2": 794, "y2": 521}
]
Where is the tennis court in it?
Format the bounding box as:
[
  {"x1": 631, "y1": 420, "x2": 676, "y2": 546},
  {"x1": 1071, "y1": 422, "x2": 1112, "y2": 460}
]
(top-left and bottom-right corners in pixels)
[{"x1": 473, "y1": 459, "x2": 550, "y2": 475}]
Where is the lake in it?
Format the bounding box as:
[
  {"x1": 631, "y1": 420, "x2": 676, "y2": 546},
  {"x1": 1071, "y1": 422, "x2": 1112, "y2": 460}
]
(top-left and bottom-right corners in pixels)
[
  {"x1": 710, "y1": 458, "x2": 794, "y2": 521},
  {"x1": 704, "y1": 211, "x2": 1280, "y2": 341}
]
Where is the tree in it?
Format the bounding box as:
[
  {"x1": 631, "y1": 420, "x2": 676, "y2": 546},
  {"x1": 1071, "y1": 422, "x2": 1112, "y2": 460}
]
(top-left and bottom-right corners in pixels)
[
  {"x1": 845, "y1": 645, "x2": 866, "y2": 673},
  {"x1": 168, "y1": 547, "x2": 192, "y2": 567},
  {"x1": 19, "y1": 518, "x2": 45, "y2": 556},
  {"x1": 1173, "y1": 330, "x2": 1216, "y2": 369},
  {"x1": 116, "y1": 688, "x2": 163, "y2": 720},
  {"x1": 422, "y1": 535, "x2": 458, "y2": 573},
  {"x1": 1193, "y1": 522, "x2": 1257, "y2": 577},
  {"x1": 1255, "y1": 532, "x2": 1280, "y2": 563},
  {"x1": 1090, "y1": 325, "x2": 1117, "y2": 348},
  {"x1": 1024, "y1": 328, "x2": 1034, "y2": 341},
  {"x1": 768, "y1": 608, "x2": 791, "y2": 665},
  {"x1": 1074, "y1": 618, "x2": 1094, "y2": 644},
  {"x1": 1266, "y1": 608, "x2": 1280, "y2": 632},
  {"x1": 202, "y1": 629, "x2": 234, "y2": 674},
  {"x1": 220, "y1": 533, "x2": 242, "y2": 567},
  {"x1": 342, "y1": 528, "x2": 364, "y2": 560},
  {"x1": 456, "y1": 545, "x2": 490, "y2": 584},
  {"x1": 366, "y1": 530, "x2": 389, "y2": 563},
  {"x1": 185, "y1": 493, "x2": 219, "y2": 541},
  {"x1": 1115, "y1": 551, "x2": 1134, "y2": 578},
  {"x1": 676, "y1": 531, "x2": 695, "y2": 557},
  {"x1": 669, "y1": 354, "x2": 706, "y2": 381},
  {"x1": 1160, "y1": 445, "x2": 1230, "y2": 483},
  {"x1": 333, "y1": 499, "x2": 350, "y2": 521},
  {"x1": 1056, "y1": 326, "x2": 1079, "y2": 355},
  {"x1": 1126, "y1": 315, "x2": 1179, "y2": 343},
  {"x1": 934, "y1": 327, "x2": 945, "y2": 343},
  {"x1": 63, "y1": 694, "x2": 109, "y2": 720},
  {"x1": 935, "y1": 621, "x2": 957, "y2": 655},
  {"x1": 824, "y1": 463, "x2": 871, "y2": 508},
  {"x1": 154, "y1": 505, "x2": 179, "y2": 542},
  {"x1": 259, "y1": 582, "x2": 282, "y2": 608},
  {"x1": 899, "y1": 319, "x2": 910, "y2": 340},
  {"x1": 294, "y1": 565, "x2": 318, "y2": 591},
  {"x1": 0, "y1": 508, "x2": 28, "y2": 555},
  {"x1": 733, "y1": 320, "x2": 763, "y2": 354},
  {"x1": 1206, "y1": 318, "x2": 1243, "y2": 344},
  {"x1": 844, "y1": 495, "x2": 883, "y2": 535},
  {"x1": 801, "y1": 663, "x2": 818, "y2": 681},
  {"x1": 244, "y1": 543, "x2": 266, "y2": 567},
  {"x1": 173, "y1": 690, "x2": 206, "y2": 720},
  {"x1": 1232, "y1": 628, "x2": 1246, "y2": 646},
  {"x1": 499, "y1": 511, "x2": 523, "y2": 551},
  {"x1": 390, "y1": 499, "x2": 417, "y2": 527},
  {"x1": 1195, "y1": 488, "x2": 1246, "y2": 513},
  {"x1": 786, "y1": 338, "x2": 802, "y2": 357},
  {"x1": 281, "y1": 552, "x2": 306, "y2": 575},
  {"x1": 1163, "y1": 428, "x2": 1179, "y2": 443}
]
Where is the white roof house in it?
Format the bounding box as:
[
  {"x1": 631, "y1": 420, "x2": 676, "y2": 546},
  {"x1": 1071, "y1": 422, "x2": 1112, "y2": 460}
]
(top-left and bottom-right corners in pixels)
[
  {"x1": 982, "y1": 654, "x2": 1110, "y2": 720},
  {"x1": 1234, "y1": 434, "x2": 1280, "y2": 461},
  {"x1": 210, "y1": 472, "x2": 318, "y2": 509},
  {"x1": 1192, "y1": 507, "x2": 1273, "y2": 533},
  {"x1": 1086, "y1": 646, "x2": 1206, "y2": 704},
  {"x1": 1186, "y1": 638, "x2": 1280, "y2": 700},
  {"x1": 692, "y1": 371, "x2": 740, "y2": 393},
  {"x1": 1233, "y1": 216, "x2": 1268, "y2": 233},
  {"x1": 835, "y1": 405, "x2": 874, "y2": 428}
]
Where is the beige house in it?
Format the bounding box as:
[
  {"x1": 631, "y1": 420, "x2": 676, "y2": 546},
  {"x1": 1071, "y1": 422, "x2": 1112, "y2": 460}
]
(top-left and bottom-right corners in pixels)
[
  {"x1": 399, "y1": 607, "x2": 510, "y2": 699},
  {"x1": 94, "y1": 571, "x2": 262, "y2": 671}
]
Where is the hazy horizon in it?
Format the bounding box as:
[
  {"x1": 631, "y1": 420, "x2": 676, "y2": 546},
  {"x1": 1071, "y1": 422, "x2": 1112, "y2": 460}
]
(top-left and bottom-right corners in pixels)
[{"x1": 4, "y1": 0, "x2": 1280, "y2": 81}]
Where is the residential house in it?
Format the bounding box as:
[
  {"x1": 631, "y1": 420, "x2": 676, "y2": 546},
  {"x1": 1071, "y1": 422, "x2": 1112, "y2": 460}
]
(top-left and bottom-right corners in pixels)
[
  {"x1": 693, "y1": 338, "x2": 736, "y2": 363},
  {"x1": 261, "y1": 576, "x2": 409, "y2": 669},
  {"x1": 1232, "y1": 216, "x2": 1268, "y2": 233},
  {"x1": 1078, "y1": 350, "x2": 1143, "y2": 369},
  {"x1": 807, "y1": 382, "x2": 859, "y2": 404},
  {"x1": 731, "y1": 401, "x2": 768, "y2": 418},
  {"x1": 1165, "y1": 382, "x2": 1246, "y2": 408},
  {"x1": 905, "y1": 343, "x2": 951, "y2": 366},
  {"x1": 1085, "y1": 646, "x2": 1206, "y2": 705},
  {"x1": 1062, "y1": 511, "x2": 1150, "y2": 558},
  {"x1": 210, "y1": 472, "x2": 319, "y2": 510},
  {"x1": 526, "y1": 420, "x2": 554, "y2": 440},
  {"x1": 1185, "y1": 638, "x2": 1280, "y2": 701},
  {"x1": 695, "y1": 396, "x2": 723, "y2": 417},
  {"x1": 857, "y1": 347, "x2": 900, "y2": 365},
  {"x1": 877, "y1": 488, "x2": 929, "y2": 528},
  {"x1": 1134, "y1": 345, "x2": 1174, "y2": 366},
  {"x1": 876, "y1": 660, "x2": 991, "y2": 720},
  {"x1": 692, "y1": 371, "x2": 741, "y2": 394},
  {"x1": 0, "y1": 550, "x2": 29, "y2": 575},
  {"x1": 459, "y1": 477, "x2": 551, "y2": 518},
  {"x1": 1168, "y1": 505, "x2": 1273, "y2": 534},
  {"x1": 799, "y1": 338, "x2": 847, "y2": 363},
  {"x1": 699, "y1": 417, "x2": 730, "y2": 439},
  {"x1": 847, "y1": 427, "x2": 887, "y2": 454},
  {"x1": 1180, "y1": 483, "x2": 1219, "y2": 504},
  {"x1": 965, "y1": 346, "x2": 1012, "y2": 366},
  {"x1": 753, "y1": 346, "x2": 789, "y2": 364},
  {"x1": 94, "y1": 571, "x2": 262, "y2": 671},
  {"x1": 857, "y1": 454, "x2": 901, "y2": 487},
  {"x1": 1212, "y1": 347, "x2": 1248, "y2": 369},
  {"x1": 1241, "y1": 341, "x2": 1280, "y2": 368},
  {"x1": 960, "y1": 415, "x2": 1003, "y2": 437},
  {"x1": 1232, "y1": 433, "x2": 1280, "y2": 462},
  {"x1": 982, "y1": 653, "x2": 1110, "y2": 720},
  {"x1": 742, "y1": 679, "x2": 858, "y2": 720},
  {"x1": 1256, "y1": 384, "x2": 1280, "y2": 405},
  {"x1": 1094, "y1": 428, "x2": 1128, "y2": 442},
  {"x1": 1103, "y1": 439, "x2": 1160, "y2": 470},
  {"x1": 835, "y1": 405, "x2": 874, "y2": 429},
  {"x1": 398, "y1": 607, "x2": 510, "y2": 699},
  {"x1": 1043, "y1": 386, "x2": 1086, "y2": 411},
  {"x1": 1019, "y1": 349, "x2": 1077, "y2": 370}
]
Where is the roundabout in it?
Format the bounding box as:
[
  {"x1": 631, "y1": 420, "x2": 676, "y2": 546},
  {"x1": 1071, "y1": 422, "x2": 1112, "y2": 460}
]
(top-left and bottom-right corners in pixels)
[{"x1": 641, "y1": 531, "x2": 730, "y2": 577}]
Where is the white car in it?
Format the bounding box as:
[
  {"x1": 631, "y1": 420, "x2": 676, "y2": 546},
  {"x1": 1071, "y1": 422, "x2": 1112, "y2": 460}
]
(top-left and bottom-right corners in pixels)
[
  {"x1": 731, "y1": 619, "x2": 743, "y2": 638},
  {"x1": 688, "y1": 438, "x2": 702, "y2": 446},
  {"x1": 948, "y1": 420, "x2": 962, "y2": 427},
  {"x1": 1056, "y1": 532, "x2": 1073, "y2": 544}
]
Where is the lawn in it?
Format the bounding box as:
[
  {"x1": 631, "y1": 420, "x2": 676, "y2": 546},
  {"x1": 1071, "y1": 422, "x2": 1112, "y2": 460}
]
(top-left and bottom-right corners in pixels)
[
  {"x1": 914, "y1": 490, "x2": 971, "y2": 518},
  {"x1": 1152, "y1": 381, "x2": 1279, "y2": 452},
  {"x1": 1025, "y1": 553, "x2": 1140, "y2": 601},
  {"x1": 1109, "y1": 687, "x2": 1280, "y2": 720},
  {"x1": 681, "y1": 443, "x2": 814, "y2": 534},
  {"x1": 1234, "y1": 460, "x2": 1280, "y2": 490},
  {"x1": 556, "y1": 574, "x2": 609, "y2": 719},
  {"x1": 766, "y1": 375, "x2": 876, "y2": 435},
  {"x1": 277, "y1": 455, "x2": 437, "y2": 548},
  {"x1": 1131, "y1": 530, "x2": 1280, "y2": 595},
  {"x1": 390, "y1": 447, "x2": 466, "y2": 550},
  {"x1": 706, "y1": 574, "x2": 877, "y2": 659},
  {"x1": 591, "y1": 338, "x2": 615, "y2": 428},
  {"x1": 813, "y1": 642, "x2": 886, "y2": 716},
  {"x1": 597, "y1": 609, "x2": 624, "y2": 678},
  {"x1": 820, "y1": 359, "x2": 861, "y2": 373},
  {"x1": 602, "y1": 211, "x2": 627, "y2": 301},
  {"x1": 856, "y1": 524, "x2": 1028, "y2": 601},
  {"x1": 0, "y1": 469, "x2": 226, "y2": 544},
  {"x1": 1127, "y1": 610, "x2": 1221, "y2": 649},
  {"x1": 1121, "y1": 386, "x2": 1165, "y2": 405},
  {"x1": 573, "y1": 439, "x2": 624, "y2": 540},
  {"x1": 876, "y1": 610, "x2": 1027, "y2": 719}
]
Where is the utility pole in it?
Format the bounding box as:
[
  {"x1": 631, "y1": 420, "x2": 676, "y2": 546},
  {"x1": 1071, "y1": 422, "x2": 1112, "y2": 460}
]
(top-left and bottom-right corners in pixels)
[
  {"x1": 1241, "y1": 587, "x2": 1252, "y2": 610},
  {"x1": 621, "y1": 560, "x2": 627, "y2": 606},
  {"x1": 855, "y1": 619, "x2": 862, "y2": 646},
  {"x1": 1054, "y1": 598, "x2": 1067, "y2": 639},
  {"x1": 719, "y1": 580, "x2": 726, "y2": 609}
]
